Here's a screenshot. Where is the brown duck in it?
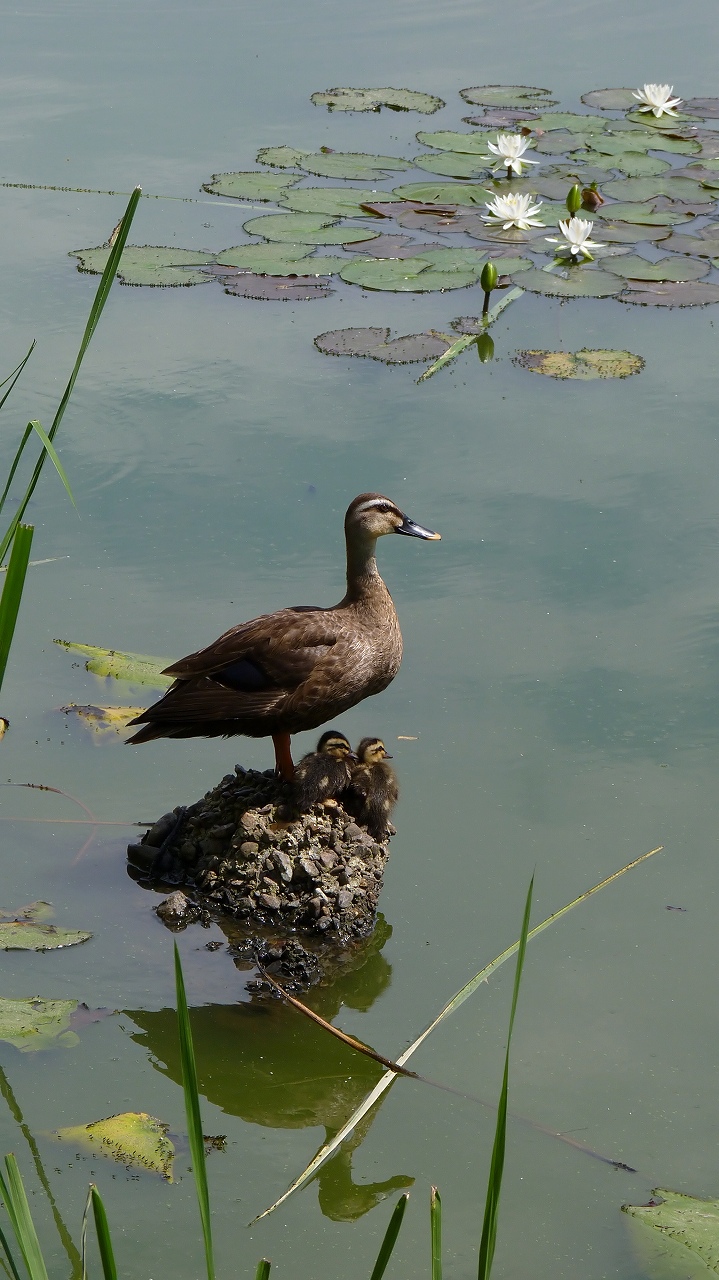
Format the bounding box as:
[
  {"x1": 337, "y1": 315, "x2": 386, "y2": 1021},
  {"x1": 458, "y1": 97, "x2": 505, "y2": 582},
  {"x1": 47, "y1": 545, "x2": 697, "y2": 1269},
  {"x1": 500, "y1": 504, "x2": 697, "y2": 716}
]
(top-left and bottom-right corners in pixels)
[
  {"x1": 127, "y1": 494, "x2": 440, "y2": 778},
  {"x1": 349, "y1": 737, "x2": 399, "y2": 839},
  {"x1": 292, "y1": 729, "x2": 355, "y2": 811}
]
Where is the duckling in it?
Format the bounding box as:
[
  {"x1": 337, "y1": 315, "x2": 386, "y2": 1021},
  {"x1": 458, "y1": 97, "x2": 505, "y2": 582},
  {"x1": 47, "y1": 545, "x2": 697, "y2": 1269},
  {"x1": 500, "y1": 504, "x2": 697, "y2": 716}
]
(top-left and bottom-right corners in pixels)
[
  {"x1": 293, "y1": 729, "x2": 355, "y2": 811},
  {"x1": 127, "y1": 494, "x2": 440, "y2": 780},
  {"x1": 350, "y1": 737, "x2": 399, "y2": 840}
]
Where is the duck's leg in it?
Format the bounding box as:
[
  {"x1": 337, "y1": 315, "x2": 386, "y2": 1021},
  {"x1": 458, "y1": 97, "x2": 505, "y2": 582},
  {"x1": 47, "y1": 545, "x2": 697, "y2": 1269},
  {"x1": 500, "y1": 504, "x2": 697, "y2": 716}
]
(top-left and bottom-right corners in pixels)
[{"x1": 272, "y1": 732, "x2": 295, "y2": 781}]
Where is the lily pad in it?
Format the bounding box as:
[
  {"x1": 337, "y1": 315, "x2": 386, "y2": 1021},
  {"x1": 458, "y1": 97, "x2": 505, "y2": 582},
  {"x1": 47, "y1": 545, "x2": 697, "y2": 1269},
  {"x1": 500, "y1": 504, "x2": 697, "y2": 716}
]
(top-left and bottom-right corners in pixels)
[
  {"x1": 54, "y1": 640, "x2": 173, "y2": 687},
  {"x1": 345, "y1": 233, "x2": 420, "y2": 256},
  {"x1": 534, "y1": 131, "x2": 598, "y2": 155},
  {"x1": 256, "y1": 146, "x2": 311, "y2": 168},
  {"x1": 202, "y1": 171, "x2": 299, "y2": 201},
  {"x1": 223, "y1": 273, "x2": 333, "y2": 300},
  {"x1": 314, "y1": 327, "x2": 450, "y2": 363},
  {"x1": 581, "y1": 150, "x2": 670, "y2": 178},
  {"x1": 278, "y1": 187, "x2": 393, "y2": 217},
  {"x1": 581, "y1": 88, "x2": 639, "y2": 111},
  {"x1": 69, "y1": 246, "x2": 215, "y2": 287},
  {"x1": 600, "y1": 175, "x2": 713, "y2": 202},
  {"x1": 0, "y1": 922, "x2": 92, "y2": 950},
  {"x1": 684, "y1": 97, "x2": 719, "y2": 118},
  {"x1": 60, "y1": 704, "x2": 147, "y2": 739},
  {"x1": 463, "y1": 109, "x2": 538, "y2": 127},
  {"x1": 392, "y1": 181, "x2": 490, "y2": 206},
  {"x1": 623, "y1": 1188, "x2": 719, "y2": 1280},
  {"x1": 338, "y1": 255, "x2": 480, "y2": 292},
  {"x1": 519, "y1": 267, "x2": 622, "y2": 297},
  {"x1": 214, "y1": 243, "x2": 314, "y2": 270},
  {"x1": 459, "y1": 85, "x2": 557, "y2": 109},
  {"x1": 625, "y1": 110, "x2": 698, "y2": 131},
  {"x1": 416, "y1": 130, "x2": 493, "y2": 155},
  {"x1": 297, "y1": 152, "x2": 413, "y2": 180},
  {"x1": 310, "y1": 87, "x2": 444, "y2": 114},
  {"x1": 662, "y1": 228, "x2": 719, "y2": 256},
  {"x1": 597, "y1": 222, "x2": 672, "y2": 242},
  {"x1": 52, "y1": 1112, "x2": 175, "y2": 1181},
  {"x1": 619, "y1": 280, "x2": 719, "y2": 306},
  {"x1": 513, "y1": 348, "x2": 644, "y2": 379},
  {"x1": 242, "y1": 213, "x2": 379, "y2": 244},
  {"x1": 596, "y1": 202, "x2": 692, "y2": 225},
  {"x1": 530, "y1": 112, "x2": 608, "y2": 134},
  {"x1": 413, "y1": 152, "x2": 490, "y2": 179},
  {"x1": 603, "y1": 253, "x2": 709, "y2": 282},
  {"x1": 0, "y1": 998, "x2": 81, "y2": 1051}
]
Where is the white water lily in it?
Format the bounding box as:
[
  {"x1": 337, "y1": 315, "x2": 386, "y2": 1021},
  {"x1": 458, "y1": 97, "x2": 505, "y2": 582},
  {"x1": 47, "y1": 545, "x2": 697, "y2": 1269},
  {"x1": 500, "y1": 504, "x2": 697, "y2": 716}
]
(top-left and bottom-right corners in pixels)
[
  {"x1": 546, "y1": 217, "x2": 605, "y2": 261},
  {"x1": 632, "y1": 83, "x2": 682, "y2": 118},
  {"x1": 486, "y1": 133, "x2": 539, "y2": 176},
  {"x1": 482, "y1": 191, "x2": 544, "y2": 230}
]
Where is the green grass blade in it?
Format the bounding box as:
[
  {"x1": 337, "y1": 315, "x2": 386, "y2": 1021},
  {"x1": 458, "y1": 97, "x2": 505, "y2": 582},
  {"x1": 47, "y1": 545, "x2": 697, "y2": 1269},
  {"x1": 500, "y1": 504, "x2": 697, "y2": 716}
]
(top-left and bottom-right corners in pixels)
[
  {"x1": 0, "y1": 1222, "x2": 22, "y2": 1280},
  {"x1": 255, "y1": 1261, "x2": 271, "y2": 1280},
  {"x1": 90, "y1": 1187, "x2": 117, "y2": 1280},
  {"x1": 0, "y1": 343, "x2": 35, "y2": 409},
  {"x1": 0, "y1": 1156, "x2": 49, "y2": 1280},
  {"x1": 0, "y1": 526, "x2": 34, "y2": 694},
  {"x1": 477, "y1": 878, "x2": 533, "y2": 1280},
  {"x1": 0, "y1": 427, "x2": 33, "y2": 522},
  {"x1": 369, "y1": 1193, "x2": 409, "y2": 1280},
  {"x1": 431, "y1": 1187, "x2": 442, "y2": 1280},
  {"x1": 174, "y1": 943, "x2": 215, "y2": 1280},
  {"x1": 0, "y1": 187, "x2": 141, "y2": 564},
  {"x1": 252, "y1": 846, "x2": 661, "y2": 1221},
  {"x1": 417, "y1": 334, "x2": 476, "y2": 383},
  {"x1": 24, "y1": 423, "x2": 76, "y2": 509},
  {"x1": 80, "y1": 1185, "x2": 90, "y2": 1280}
]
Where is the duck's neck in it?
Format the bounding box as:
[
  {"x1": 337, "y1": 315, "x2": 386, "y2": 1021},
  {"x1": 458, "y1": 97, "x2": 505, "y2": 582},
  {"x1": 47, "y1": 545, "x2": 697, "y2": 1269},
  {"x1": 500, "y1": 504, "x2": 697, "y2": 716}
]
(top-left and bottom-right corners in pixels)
[{"x1": 345, "y1": 532, "x2": 384, "y2": 603}]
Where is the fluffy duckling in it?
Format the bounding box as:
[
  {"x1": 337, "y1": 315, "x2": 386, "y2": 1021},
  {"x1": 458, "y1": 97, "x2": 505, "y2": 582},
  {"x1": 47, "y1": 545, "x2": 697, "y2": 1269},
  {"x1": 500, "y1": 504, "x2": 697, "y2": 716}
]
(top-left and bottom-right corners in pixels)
[
  {"x1": 350, "y1": 737, "x2": 399, "y2": 840},
  {"x1": 293, "y1": 729, "x2": 355, "y2": 811}
]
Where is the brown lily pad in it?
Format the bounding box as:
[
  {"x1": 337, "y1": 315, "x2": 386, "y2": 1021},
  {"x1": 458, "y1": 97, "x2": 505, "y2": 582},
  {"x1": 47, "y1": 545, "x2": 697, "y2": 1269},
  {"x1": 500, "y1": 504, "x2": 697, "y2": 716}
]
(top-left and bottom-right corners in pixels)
[
  {"x1": 684, "y1": 98, "x2": 719, "y2": 118},
  {"x1": 314, "y1": 327, "x2": 450, "y2": 363},
  {"x1": 310, "y1": 87, "x2": 444, "y2": 114},
  {"x1": 462, "y1": 109, "x2": 538, "y2": 127},
  {"x1": 347, "y1": 236, "x2": 445, "y2": 258},
  {"x1": 459, "y1": 85, "x2": 557, "y2": 108},
  {"x1": 223, "y1": 273, "x2": 333, "y2": 300},
  {"x1": 512, "y1": 348, "x2": 644, "y2": 379},
  {"x1": 619, "y1": 280, "x2": 719, "y2": 306}
]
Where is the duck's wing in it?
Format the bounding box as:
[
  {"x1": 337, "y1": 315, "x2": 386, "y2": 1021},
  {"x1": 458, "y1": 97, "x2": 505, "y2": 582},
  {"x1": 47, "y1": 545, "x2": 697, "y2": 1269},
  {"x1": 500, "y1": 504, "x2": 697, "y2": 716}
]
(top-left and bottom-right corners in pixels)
[{"x1": 163, "y1": 607, "x2": 339, "y2": 691}]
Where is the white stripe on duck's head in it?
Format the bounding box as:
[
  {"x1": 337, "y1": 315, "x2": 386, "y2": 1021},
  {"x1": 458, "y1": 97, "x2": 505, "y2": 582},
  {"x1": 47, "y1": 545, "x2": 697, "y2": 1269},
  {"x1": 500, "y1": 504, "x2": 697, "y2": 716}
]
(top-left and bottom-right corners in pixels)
[{"x1": 345, "y1": 493, "x2": 441, "y2": 542}]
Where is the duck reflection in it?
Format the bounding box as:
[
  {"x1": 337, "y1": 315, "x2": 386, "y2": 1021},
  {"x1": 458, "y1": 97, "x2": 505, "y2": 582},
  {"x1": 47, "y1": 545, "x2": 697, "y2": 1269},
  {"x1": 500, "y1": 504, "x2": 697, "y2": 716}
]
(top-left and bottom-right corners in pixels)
[{"x1": 125, "y1": 916, "x2": 413, "y2": 1221}]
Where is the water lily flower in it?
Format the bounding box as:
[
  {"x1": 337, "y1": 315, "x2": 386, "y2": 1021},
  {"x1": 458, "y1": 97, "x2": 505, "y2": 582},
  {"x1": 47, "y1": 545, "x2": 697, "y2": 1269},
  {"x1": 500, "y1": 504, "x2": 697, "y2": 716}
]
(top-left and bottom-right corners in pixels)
[
  {"x1": 545, "y1": 217, "x2": 605, "y2": 261},
  {"x1": 486, "y1": 133, "x2": 539, "y2": 176},
  {"x1": 632, "y1": 83, "x2": 682, "y2": 118},
  {"x1": 482, "y1": 192, "x2": 544, "y2": 230}
]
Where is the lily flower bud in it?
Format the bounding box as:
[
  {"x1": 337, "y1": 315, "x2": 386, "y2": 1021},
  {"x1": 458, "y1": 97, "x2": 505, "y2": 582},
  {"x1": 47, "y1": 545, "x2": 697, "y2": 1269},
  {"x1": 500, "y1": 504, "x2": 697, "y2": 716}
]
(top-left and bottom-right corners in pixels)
[
  {"x1": 566, "y1": 183, "x2": 582, "y2": 215},
  {"x1": 480, "y1": 261, "x2": 498, "y2": 292}
]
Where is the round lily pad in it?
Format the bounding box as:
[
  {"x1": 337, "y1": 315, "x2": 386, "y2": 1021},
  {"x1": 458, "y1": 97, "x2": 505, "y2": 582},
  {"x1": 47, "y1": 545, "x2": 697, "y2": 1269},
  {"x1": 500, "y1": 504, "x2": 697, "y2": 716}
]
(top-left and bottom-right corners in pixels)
[
  {"x1": 603, "y1": 253, "x2": 709, "y2": 282},
  {"x1": 297, "y1": 151, "x2": 413, "y2": 180},
  {"x1": 581, "y1": 151, "x2": 670, "y2": 178},
  {"x1": 256, "y1": 146, "x2": 311, "y2": 168},
  {"x1": 464, "y1": 222, "x2": 547, "y2": 244},
  {"x1": 310, "y1": 87, "x2": 444, "y2": 114},
  {"x1": 581, "y1": 89, "x2": 639, "y2": 111},
  {"x1": 416, "y1": 130, "x2": 493, "y2": 155},
  {"x1": 513, "y1": 348, "x2": 644, "y2": 378},
  {"x1": 215, "y1": 243, "x2": 314, "y2": 270},
  {"x1": 625, "y1": 110, "x2": 698, "y2": 131},
  {"x1": 530, "y1": 112, "x2": 608, "y2": 134},
  {"x1": 314, "y1": 327, "x2": 450, "y2": 363},
  {"x1": 338, "y1": 256, "x2": 480, "y2": 291},
  {"x1": 223, "y1": 273, "x2": 333, "y2": 300},
  {"x1": 413, "y1": 152, "x2": 490, "y2": 178},
  {"x1": 596, "y1": 202, "x2": 692, "y2": 225},
  {"x1": 684, "y1": 98, "x2": 719, "y2": 118},
  {"x1": 202, "y1": 171, "x2": 300, "y2": 201},
  {"x1": 392, "y1": 181, "x2": 490, "y2": 206},
  {"x1": 242, "y1": 213, "x2": 379, "y2": 244},
  {"x1": 518, "y1": 267, "x2": 622, "y2": 297},
  {"x1": 600, "y1": 174, "x2": 713, "y2": 202},
  {"x1": 533, "y1": 131, "x2": 597, "y2": 155},
  {"x1": 346, "y1": 234, "x2": 424, "y2": 256},
  {"x1": 619, "y1": 280, "x2": 719, "y2": 306},
  {"x1": 597, "y1": 221, "x2": 672, "y2": 242},
  {"x1": 463, "y1": 109, "x2": 538, "y2": 127},
  {"x1": 278, "y1": 187, "x2": 392, "y2": 216},
  {"x1": 661, "y1": 229, "x2": 719, "y2": 256},
  {"x1": 0, "y1": 922, "x2": 92, "y2": 950},
  {"x1": 69, "y1": 245, "x2": 215, "y2": 286},
  {"x1": 460, "y1": 85, "x2": 557, "y2": 108}
]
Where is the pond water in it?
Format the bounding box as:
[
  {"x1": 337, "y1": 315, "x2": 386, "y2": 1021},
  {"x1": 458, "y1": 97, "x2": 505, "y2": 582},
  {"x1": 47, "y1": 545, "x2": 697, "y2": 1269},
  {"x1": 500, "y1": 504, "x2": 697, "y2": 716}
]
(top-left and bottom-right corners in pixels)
[{"x1": 2, "y1": 0, "x2": 719, "y2": 1277}]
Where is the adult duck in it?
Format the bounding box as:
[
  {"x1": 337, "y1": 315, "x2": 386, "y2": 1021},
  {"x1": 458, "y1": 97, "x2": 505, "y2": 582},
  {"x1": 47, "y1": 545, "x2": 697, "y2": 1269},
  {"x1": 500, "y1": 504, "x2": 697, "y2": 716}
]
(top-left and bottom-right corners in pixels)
[{"x1": 127, "y1": 493, "x2": 440, "y2": 778}]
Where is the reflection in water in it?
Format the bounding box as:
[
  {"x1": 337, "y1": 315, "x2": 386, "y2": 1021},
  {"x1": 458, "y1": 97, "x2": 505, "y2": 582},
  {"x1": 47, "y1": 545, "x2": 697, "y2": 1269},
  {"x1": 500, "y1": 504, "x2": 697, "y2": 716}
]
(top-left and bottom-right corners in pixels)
[{"x1": 126, "y1": 916, "x2": 413, "y2": 1221}]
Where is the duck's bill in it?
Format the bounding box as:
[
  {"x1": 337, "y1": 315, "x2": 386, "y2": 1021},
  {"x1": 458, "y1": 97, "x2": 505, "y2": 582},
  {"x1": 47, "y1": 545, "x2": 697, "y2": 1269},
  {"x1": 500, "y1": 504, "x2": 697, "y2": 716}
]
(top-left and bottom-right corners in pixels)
[{"x1": 396, "y1": 514, "x2": 441, "y2": 540}]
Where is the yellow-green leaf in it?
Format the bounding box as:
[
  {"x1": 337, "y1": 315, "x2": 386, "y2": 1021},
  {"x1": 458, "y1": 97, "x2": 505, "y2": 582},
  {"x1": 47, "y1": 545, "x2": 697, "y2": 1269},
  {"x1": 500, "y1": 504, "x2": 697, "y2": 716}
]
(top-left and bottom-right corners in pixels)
[
  {"x1": 0, "y1": 922, "x2": 91, "y2": 950},
  {"x1": 52, "y1": 1112, "x2": 175, "y2": 1181},
  {"x1": 53, "y1": 640, "x2": 173, "y2": 687},
  {"x1": 60, "y1": 704, "x2": 146, "y2": 739},
  {"x1": 512, "y1": 349, "x2": 644, "y2": 379},
  {"x1": 0, "y1": 997, "x2": 80, "y2": 1051}
]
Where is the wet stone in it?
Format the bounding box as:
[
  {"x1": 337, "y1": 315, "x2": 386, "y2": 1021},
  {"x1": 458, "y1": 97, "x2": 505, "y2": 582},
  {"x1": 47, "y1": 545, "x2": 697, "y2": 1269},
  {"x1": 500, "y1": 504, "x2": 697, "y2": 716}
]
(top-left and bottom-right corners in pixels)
[{"x1": 128, "y1": 766, "x2": 392, "y2": 944}]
